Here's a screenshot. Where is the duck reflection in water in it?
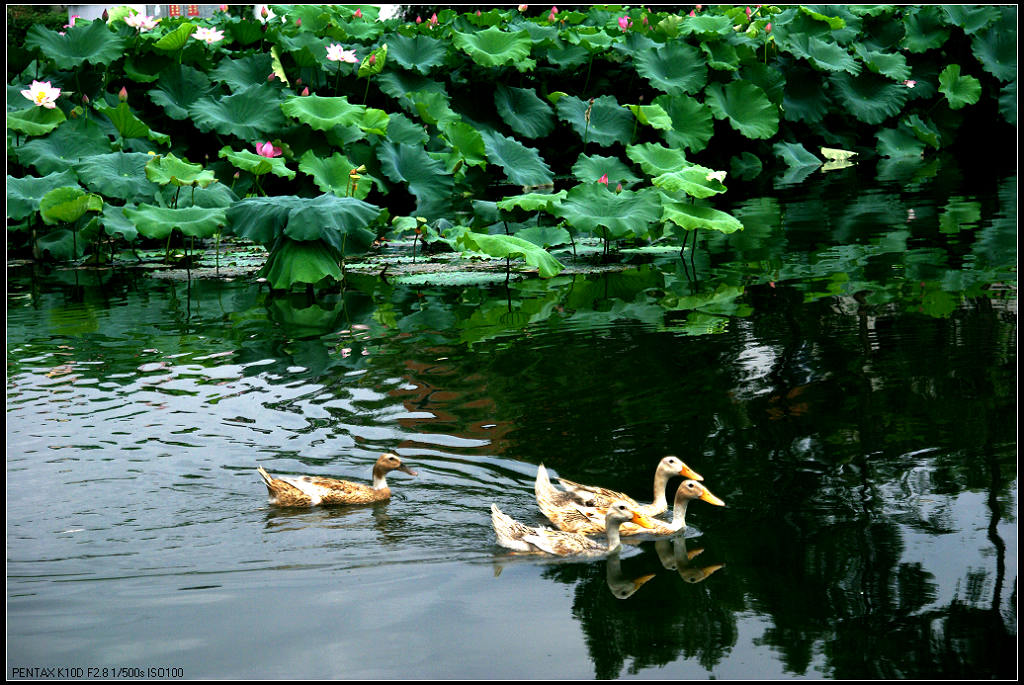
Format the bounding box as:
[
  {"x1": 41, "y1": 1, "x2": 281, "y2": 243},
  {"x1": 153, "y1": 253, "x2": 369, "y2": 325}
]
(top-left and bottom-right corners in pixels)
[
  {"x1": 605, "y1": 549, "x2": 656, "y2": 599},
  {"x1": 655, "y1": 536, "x2": 725, "y2": 584}
]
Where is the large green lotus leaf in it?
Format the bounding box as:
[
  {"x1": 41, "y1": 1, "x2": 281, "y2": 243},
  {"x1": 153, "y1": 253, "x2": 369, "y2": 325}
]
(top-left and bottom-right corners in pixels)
[
  {"x1": 6, "y1": 106, "x2": 66, "y2": 137},
  {"x1": 274, "y1": 31, "x2": 331, "y2": 68},
  {"x1": 625, "y1": 142, "x2": 689, "y2": 176},
  {"x1": 148, "y1": 64, "x2": 213, "y2": 120},
  {"x1": 571, "y1": 153, "x2": 642, "y2": 186},
  {"x1": 442, "y1": 121, "x2": 488, "y2": 168},
  {"x1": 496, "y1": 190, "x2": 567, "y2": 213},
  {"x1": 100, "y1": 203, "x2": 138, "y2": 242},
  {"x1": 73, "y1": 152, "x2": 157, "y2": 201},
  {"x1": 25, "y1": 20, "x2": 126, "y2": 70},
  {"x1": 452, "y1": 27, "x2": 533, "y2": 67},
  {"x1": 376, "y1": 71, "x2": 445, "y2": 102},
  {"x1": 124, "y1": 204, "x2": 227, "y2": 239},
  {"x1": 274, "y1": 4, "x2": 336, "y2": 33},
  {"x1": 555, "y1": 94, "x2": 635, "y2": 148},
  {"x1": 514, "y1": 225, "x2": 572, "y2": 249},
  {"x1": 176, "y1": 182, "x2": 238, "y2": 209},
  {"x1": 387, "y1": 33, "x2": 448, "y2": 74},
  {"x1": 830, "y1": 71, "x2": 909, "y2": 124},
  {"x1": 901, "y1": 6, "x2": 951, "y2": 53},
  {"x1": 789, "y1": 33, "x2": 861, "y2": 74},
  {"x1": 145, "y1": 152, "x2": 217, "y2": 187},
  {"x1": 564, "y1": 26, "x2": 615, "y2": 52},
  {"x1": 15, "y1": 117, "x2": 113, "y2": 174},
  {"x1": 652, "y1": 94, "x2": 713, "y2": 153},
  {"x1": 218, "y1": 147, "x2": 296, "y2": 179},
  {"x1": 903, "y1": 114, "x2": 942, "y2": 149},
  {"x1": 298, "y1": 149, "x2": 371, "y2": 199},
  {"x1": 93, "y1": 101, "x2": 171, "y2": 145},
  {"x1": 407, "y1": 90, "x2": 460, "y2": 127},
  {"x1": 39, "y1": 186, "x2": 103, "y2": 225},
  {"x1": 260, "y1": 238, "x2": 343, "y2": 289},
  {"x1": 152, "y1": 22, "x2": 197, "y2": 51},
  {"x1": 782, "y1": 67, "x2": 831, "y2": 123},
  {"x1": 455, "y1": 232, "x2": 564, "y2": 278},
  {"x1": 123, "y1": 53, "x2": 170, "y2": 83},
  {"x1": 282, "y1": 194, "x2": 380, "y2": 255},
  {"x1": 543, "y1": 44, "x2": 590, "y2": 69},
  {"x1": 853, "y1": 43, "x2": 911, "y2": 81},
  {"x1": 971, "y1": 22, "x2": 1017, "y2": 82},
  {"x1": 376, "y1": 142, "x2": 454, "y2": 219},
  {"x1": 478, "y1": 129, "x2": 553, "y2": 187},
  {"x1": 653, "y1": 166, "x2": 728, "y2": 199},
  {"x1": 625, "y1": 103, "x2": 673, "y2": 131},
  {"x1": 189, "y1": 84, "x2": 286, "y2": 140},
  {"x1": 494, "y1": 85, "x2": 555, "y2": 139},
  {"x1": 773, "y1": 141, "x2": 823, "y2": 168},
  {"x1": 678, "y1": 14, "x2": 734, "y2": 37},
  {"x1": 660, "y1": 196, "x2": 744, "y2": 234},
  {"x1": 798, "y1": 5, "x2": 847, "y2": 30},
  {"x1": 556, "y1": 183, "x2": 662, "y2": 240},
  {"x1": 634, "y1": 41, "x2": 707, "y2": 96},
  {"x1": 941, "y1": 5, "x2": 1000, "y2": 35},
  {"x1": 6, "y1": 170, "x2": 79, "y2": 220},
  {"x1": 226, "y1": 196, "x2": 305, "y2": 246},
  {"x1": 227, "y1": 18, "x2": 264, "y2": 46},
  {"x1": 938, "y1": 64, "x2": 982, "y2": 110},
  {"x1": 281, "y1": 94, "x2": 365, "y2": 130},
  {"x1": 998, "y1": 80, "x2": 1016, "y2": 125},
  {"x1": 34, "y1": 228, "x2": 81, "y2": 260},
  {"x1": 700, "y1": 40, "x2": 740, "y2": 71},
  {"x1": 210, "y1": 53, "x2": 274, "y2": 92},
  {"x1": 704, "y1": 81, "x2": 779, "y2": 139},
  {"x1": 388, "y1": 111, "x2": 429, "y2": 146}
]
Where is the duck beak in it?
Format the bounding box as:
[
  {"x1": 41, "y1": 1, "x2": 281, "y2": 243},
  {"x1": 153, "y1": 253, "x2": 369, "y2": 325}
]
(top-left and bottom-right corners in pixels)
[
  {"x1": 699, "y1": 487, "x2": 725, "y2": 506},
  {"x1": 631, "y1": 511, "x2": 656, "y2": 529},
  {"x1": 398, "y1": 465, "x2": 418, "y2": 476},
  {"x1": 633, "y1": 573, "x2": 656, "y2": 590},
  {"x1": 680, "y1": 462, "x2": 703, "y2": 481}
]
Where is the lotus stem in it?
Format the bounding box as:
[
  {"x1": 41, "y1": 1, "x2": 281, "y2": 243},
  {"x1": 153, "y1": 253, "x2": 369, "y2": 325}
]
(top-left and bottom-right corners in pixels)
[{"x1": 362, "y1": 77, "x2": 370, "y2": 105}]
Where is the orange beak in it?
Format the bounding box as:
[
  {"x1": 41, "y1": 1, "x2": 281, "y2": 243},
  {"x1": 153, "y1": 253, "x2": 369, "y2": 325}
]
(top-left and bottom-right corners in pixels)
[
  {"x1": 631, "y1": 511, "x2": 656, "y2": 529},
  {"x1": 679, "y1": 462, "x2": 703, "y2": 481},
  {"x1": 699, "y1": 487, "x2": 725, "y2": 506}
]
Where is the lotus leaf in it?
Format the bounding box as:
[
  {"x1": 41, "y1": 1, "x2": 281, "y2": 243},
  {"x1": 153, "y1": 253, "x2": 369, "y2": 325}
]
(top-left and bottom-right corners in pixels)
[
  {"x1": 387, "y1": 33, "x2": 448, "y2": 74},
  {"x1": 661, "y1": 197, "x2": 744, "y2": 235},
  {"x1": 124, "y1": 204, "x2": 227, "y2": 239},
  {"x1": 901, "y1": 6, "x2": 951, "y2": 53},
  {"x1": 210, "y1": 53, "x2": 274, "y2": 92},
  {"x1": 377, "y1": 142, "x2": 454, "y2": 219},
  {"x1": 387, "y1": 112, "x2": 430, "y2": 146},
  {"x1": 555, "y1": 95, "x2": 635, "y2": 148},
  {"x1": 625, "y1": 103, "x2": 673, "y2": 132},
  {"x1": 941, "y1": 5, "x2": 1000, "y2": 35},
  {"x1": 358, "y1": 44, "x2": 388, "y2": 78},
  {"x1": 455, "y1": 231, "x2": 564, "y2": 278},
  {"x1": 652, "y1": 94, "x2": 714, "y2": 153},
  {"x1": 633, "y1": 41, "x2": 707, "y2": 95},
  {"x1": 298, "y1": 150, "x2": 370, "y2": 199},
  {"x1": 971, "y1": 23, "x2": 1017, "y2": 82},
  {"x1": 73, "y1": 152, "x2": 157, "y2": 201},
  {"x1": 494, "y1": 85, "x2": 555, "y2": 139},
  {"x1": 496, "y1": 191, "x2": 567, "y2": 214},
  {"x1": 829, "y1": 71, "x2": 909, "y2": 124},
  {"x1": 514, "y1": 225, "x2": 572, "y2": 249},
  {"x1": 281, "y1": 94, "x2": 367, "y2": 130},
  {"x1": 6, "y1": 170, "x2": 80, "y2": 220},
  {"x1": 782, "y1": 67, "x2": 831, "y2": 123},
  {"x1": 854, "y1": 44, "x2": 911, "y2": 82},
  {"x1": 218, "y1": 147, "x2": 296, "y2": 180},
  {"x1": 773, "y1": 141, "x2": 823, "y2": 168},
  {"x1": 100, "y1": 203, "x2": 139, "y2": 242},
  {"x1": 226, "y1": 196, "x2": 306, "y2": 246},
  {"x1": 700, "y1": 40, "x2": 740, "y2": 71},
  {"x1": 556, "y1": 183, "x2": 662, "y2": 240},
  {"x1": 625, "y1": 143, "x2": 690, "y2": 176},
  {"x1": 998, "y1": 80, "x2": 1016, "y2": 125},
  {"x1": 94, "y1": 101, "x2": 171, "y2": 145},
  {"x1": 148, "y1": 64, "x2": 213, "y2": 120},
  {"x1": 442, "y1": 121, "x2": 488, "y2": 168},
  {"x1": 478, "y1": 130, "x2": 554, "y2": 187},
  {"x1": 938, "y1": 64, "x2": 982, "y2": 110},
  {"x1": 282, "y1": 195, "x2": 380, "y2": 256},
  {"x1": 39, "y1": 186, "x2": 103, "y2": 225},
  {"x1": 25, "y1": 20, "x2": 126, "y2": 70},
  {"x1": 189, "y1": 84, "x2": 286, "y2": 140},
  {"x1": 653, "y1": 166, "x2": 728, "y2": 199},
  {"x1": 260, "y1": 238, "x2": 344, "y2": 290},
  {"x1": 152, "y1": 22, "x2": 197, "y2": 51},
  {"x1": 452, "y1": 27, "x2": 533, "y2": 67},
  {"x1": 145, "y1": 153, "x2": 216, "y2": 188},
  {"x1": 15, "y1": 118, "x2": 113, "y2": 175},
  {"x1": 705, "y1": 81, "x2": 779, "y2": 140},
  {"x1": 6, "y1": 106, "x2": 65, "y2": 137},
  {"x1": 571, "y1": 154, "x2": 641, "y2": 186}
]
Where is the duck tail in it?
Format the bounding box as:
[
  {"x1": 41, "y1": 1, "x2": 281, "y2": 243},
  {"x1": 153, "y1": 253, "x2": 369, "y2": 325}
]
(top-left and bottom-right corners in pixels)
[
  {"x1": 257, "y1": 465, "x2": 276, "y2": 491},
  {"x1": 534, "y1": 463, "x2": 558, "y2": 501}
]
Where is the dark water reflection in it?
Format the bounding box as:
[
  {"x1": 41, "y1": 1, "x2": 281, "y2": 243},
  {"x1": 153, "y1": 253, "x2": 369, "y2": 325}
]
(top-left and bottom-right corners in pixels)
[{"x1": 6, "y1": 158, "x2": 1016, "y2": 679}]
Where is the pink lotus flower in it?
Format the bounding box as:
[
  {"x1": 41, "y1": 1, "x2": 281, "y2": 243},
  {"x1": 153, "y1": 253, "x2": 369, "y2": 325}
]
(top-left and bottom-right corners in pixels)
[
  {"x1": 368, "y1": 54, "x2": 376, "y2": 65},
  {"x1": 598, "y1": 173, "x2": 609, "y2": 185},
  {"x1": 689, "y1": 10, "x2": 696, "y2": 17},
  {"x1": 219, "y1": 4, "x2": 228, "y2": 12},
  {"x1": 125, "y1": 13, "x2": 160, "y2": 31},
  {"x1": 429, "y1": 13, "x2": 438, "y2": 26},
  {"x1": 21, "y1": 80, "x2": 61, "y2": 109},
  {"x1": 295, "y1": 18, "x2": 301, "y2": 27},
  {"x1": 255, "y1": 141, "x2": 283, "y2": 158},
  {"x1": 416, "y1": 15, "x2": 422, "y2": 23},
  {"x1": 746, "y1": 6, "x2": 752, "y2": 19},
  {"x1": 192, "y1": 26, "x2": 225, "y2": 44},
  {"x1": 618, "y1": 16, "x2": 630, "y2": 31},
  {"x1": 903, "y1": 79, "x2": 917, "y2": 88},
  {"x1": 519, "y1": 4, "x2": 528, "y2": 10},
  {"x1": 326, "y1": 43, "x2": 359, "y2": 63},
  {"x1": 64, "y1": 14, "x2": 80, "y2": 29}
]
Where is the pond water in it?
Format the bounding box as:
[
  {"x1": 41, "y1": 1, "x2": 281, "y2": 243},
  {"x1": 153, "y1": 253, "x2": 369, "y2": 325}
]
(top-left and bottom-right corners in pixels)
[{"x1": 7, "y1": 156, "x2": 1017, "y2": 679}]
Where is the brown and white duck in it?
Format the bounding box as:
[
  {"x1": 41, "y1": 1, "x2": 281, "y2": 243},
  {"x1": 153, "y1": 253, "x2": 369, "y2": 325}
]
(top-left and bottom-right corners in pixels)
[
  {"x1": 490, "y1": 500, "x2": 655, "y2": 557},
  {"x1": 257, "y1": 453, "x2": 417, "y2": 506}
]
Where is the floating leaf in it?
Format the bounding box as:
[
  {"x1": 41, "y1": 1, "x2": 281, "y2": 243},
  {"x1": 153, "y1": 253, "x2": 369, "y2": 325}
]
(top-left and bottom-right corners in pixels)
[
  {"x1": 455, "y1": 231, "x2": 564, "y2": 278},
  {"x1": 555, "y1": 94, "x2": 635, "y2": 147},
  {"x1": 25, "y1": 20, "x2": 127, "y2": 70},
  {"x1": 124, "y1": 204, "x2": 227, "y2": 239},
  {"x1": 218, "y1": 146, "x2": 296, "y2": 179},
  {"x1": 938, "y1": 64, "x2": 982, "y2": 110},
  {"x1": 39, "y1": 186, "x2": 103, "y2": 225},
  {"x1": 515, "y1": 225, "x2": 572, "y2": 249},
  {"x1": 452, "y1": 27, "x2": 533, "y2": 67},
  {"x1": 494, "y1": 84, "x2": 555, "y2": 139},
  {"x1": 633, "y1": 41, "x2": 707, "y2": 95},
  {"x1": 704, "y1": 81, "x2": 779, "y2": 139},
  {"x1": 821, "y1": 147, "x2": 858, "y2": 161},
  {"x1": 478, "y1": 129, "x2": 554, "y2": 187},
  {"x1": 6, "y1": 106, "x2": 65, "y2": 137}
]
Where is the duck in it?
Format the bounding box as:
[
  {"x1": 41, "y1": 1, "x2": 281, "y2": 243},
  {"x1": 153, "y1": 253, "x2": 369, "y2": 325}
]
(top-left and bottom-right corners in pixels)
[
  {"x1": 538, "y1": 476, "x2": 725, "y2": 537},
  {"x1": 257, "y1": 453, "x2": 417, "y2": 506},
  {"x1": 536, "y1": 456, "x2": 704, "y2": 519},
  {"x1": 490, "y1": 500, "x2": 655, "y2": 557}
]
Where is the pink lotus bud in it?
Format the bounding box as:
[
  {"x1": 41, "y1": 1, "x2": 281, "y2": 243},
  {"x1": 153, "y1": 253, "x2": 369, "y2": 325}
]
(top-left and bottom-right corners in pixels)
[
  {"x1": 101, "y1": 9, "x2": 108, "y2": 21},
  {"x1": 430, "y1": 12, "x2": 438, "y2": 25},
  {"x1": 219, "y1": 4, "x2": 228, "y2": 12},
  {"x1": 295, "y1": 77, "x2": 302, "y2": 86},
  {"x1": 368, "y1": 54, "x2": 376, "y2": 65},
  {"x1": 234, "y1": 171, "x2": 241, "y2": 179},
  {"x1": 295, "y1": 18, "x2": 301, "y2": 26},
  {"x1": 476, "y1": 9, "x2": 481, "y2": 15},
  {"x1": 416, "y1": 15, "x2": 422, "y2": 23},
  {"x1": 689, "y1": 10, "x2": 696, "y2": 17},
  {"x1": 261, "y1": 6, "x2": 268, "y2": 17},
  {"x1": 81, "y1": 93, "x2": 89, "y2": 104},
  {"x1": 598, "y1": 173, "x2": 609, "y2": 185},
  {"x1": 301, "y1": 86, "x2": 310, "y2": 96},
  {"x1": 695, "y1": 5, "x2": 702, "y2": 10},
  {"x1": 118, "y1": 86, "x2": 128, "y2": 101},
  {"x1": 268, "y1": 73, "x2": 276, "y2": 81},
  {"x1": 746, "y1": 6, "x2": 752, "y2": 19},
  {"x1": 615, "y1": 183, "x2": 622, "y2": 193},
  {"x1": 765, "y1": 22, "x2": 772, "y2": 32},
  {"x1": 551, "y1": 5, "x2": 558, "y2": 13},
  {"x1": 518, "y1": 4, "x2": 528, "y2": 10},
  {"x1": 355, "y1": 8, "x2": 362, "y2": 18}
]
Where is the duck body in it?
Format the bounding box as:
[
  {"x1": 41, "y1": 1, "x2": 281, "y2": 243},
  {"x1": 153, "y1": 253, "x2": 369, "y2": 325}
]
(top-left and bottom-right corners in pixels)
[
  {"x1": 491, "y1": 500, "x2": 655, "y2": 557},
  {"x1": 257, "y1": 453, "x2": 417, "y2": 507}
]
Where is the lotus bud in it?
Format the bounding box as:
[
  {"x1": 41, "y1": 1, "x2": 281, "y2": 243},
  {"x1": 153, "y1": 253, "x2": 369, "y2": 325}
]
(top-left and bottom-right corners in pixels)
[
  {"x1": 268, "y1": 73, "x2": 276, "y2": 81},
  {"x1": 355, "y1": 8, "x2": 362, "y2": 18},
  {"x1": 82, "y1": 93, "x2": 90, "y2": 104},
  {"x1": 416, "y1": 15, "x2": 422, "y2": 23},
  {"x1": 261, "y1": 6, "x2": 268, "y2": 17},
  {"x1": 765, "y1": 22, "x2": 772, "y2": 32},
  {"x1": 746, "y1": 6, "x2": 752, "y2": 19},
  {"x1": 301, "y1": 86, "x2": 310, "y2": 96},
  {"x1": 118, "y1": 86, "x2": 128, "y2": 101},
  {"x1": 295, "y1": 18, "x2": 301, "y2": 26},
  {"x1": 295, "y1": 77, "x2": 302, "y2": 86},
  {"x1": 368, "y1": 54, "x2": 376, "y2": 65},
  {"x1": 102, "y1": 9, "x2": 109, "y2": 21},
  {"x1": 219, "y1": 4, "x2": 228, "y2": 12},
  {"x1": 615, "y1": 183, "x2": 622, "y2": 193},
  {"x1": 476, "y1": 10, "x2": 481, "y2": 15}
]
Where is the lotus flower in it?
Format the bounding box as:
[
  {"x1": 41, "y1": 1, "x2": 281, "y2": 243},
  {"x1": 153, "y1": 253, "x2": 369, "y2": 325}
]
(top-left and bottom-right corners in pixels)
[
  {"x1": 21, "y1": 80, "x2": 61, "y2": 109},
  {"x1": 519, "y1": 4, "x2": 528, "y2": 10},
  {"x1": 618, "y1": 16, "x2": 630, "y2": 31},
  {"x1": 64, "y1": 15, "x2": 79, "y2": 29},
  {"x1": 118, "y1": 86, "x2": 128, "y2": 101},
  {"x1": 255, "y1": 142, "x2": 283, "y2": 158},
  {"x1": 429, "y1": 13, "x2": 438, "y2": 26},
  {"x1": 903, "y1": 79, "x2": 917, "y2": 88},
  {"x1": 598, "y1": 173, "x2": 609, "y2": 185},
  {"x1": 125, "y1": 13, "x2": 160, "y2": 31},
  {"x1": 326, "y1": 43, "x2": 359, "y2": 63},
  {"x1": 193, "y1": 26, "x2": 225, "y2": 44},
  {"x1": 219, "y1": 4, "x2": 228, "y2": 11}
]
